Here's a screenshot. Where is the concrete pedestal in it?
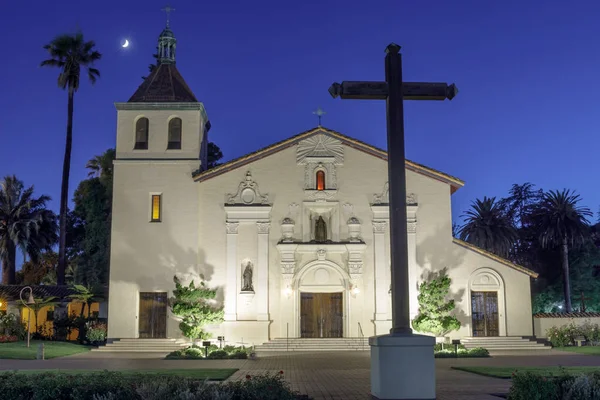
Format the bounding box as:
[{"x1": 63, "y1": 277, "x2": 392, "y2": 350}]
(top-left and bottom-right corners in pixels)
[{"x1": 370, "y1": 333, "x2": 435, "y2": 400}]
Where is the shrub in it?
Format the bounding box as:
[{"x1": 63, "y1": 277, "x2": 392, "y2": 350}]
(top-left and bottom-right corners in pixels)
[
  {"x1": 434, "y1": 347, "x2": 489, "y2": 358},
  {"x1": 166, "y1": 344, "x2": 250, "y2": 360},
  {"x1": 207, "y1": 350, "x2": 228, "y2": 359},
  {"x1": 412, "y1": 271, "x2": 461, "y2": 337},
  {"x1": 0, "y1": 313, "x2": 26, "y2": 340},
  {"x1": 0, "y1": 371, "x2": 298, "y2": 400},
  {"x1": 508, "y1": 369, "x2": 600, "y2": 400}
]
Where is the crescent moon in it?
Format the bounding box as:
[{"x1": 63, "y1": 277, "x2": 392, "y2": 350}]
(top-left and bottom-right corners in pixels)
[{"x1": 122, "y1": 39, "x2": 129, "y2": 48}]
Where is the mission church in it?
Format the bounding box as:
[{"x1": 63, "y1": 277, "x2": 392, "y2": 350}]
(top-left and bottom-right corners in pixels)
[{"x1": 106, "y1": 21, "x2": 538, "y2": 346}]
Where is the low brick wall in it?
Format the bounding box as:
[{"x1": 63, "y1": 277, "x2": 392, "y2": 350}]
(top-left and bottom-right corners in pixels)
[{"x1": 533, "y1": 312, "x2": 600, "y2": 338}]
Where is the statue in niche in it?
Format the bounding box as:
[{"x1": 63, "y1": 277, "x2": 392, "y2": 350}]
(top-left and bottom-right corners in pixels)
[
  {"x1": 314, "y1": 216, "x2": 328, "y2": 242},
  {"x1": 242, "y1": 262, "x2": 254, "y2": 292}
]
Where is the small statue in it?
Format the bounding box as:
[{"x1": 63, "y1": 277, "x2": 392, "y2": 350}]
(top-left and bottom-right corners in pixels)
[
  {"x1": 242, "y1": 262, "x2": 254, "y2": 291},
  {"x1": 314, "y1": 216, "x2": 328, "y2": 242}
]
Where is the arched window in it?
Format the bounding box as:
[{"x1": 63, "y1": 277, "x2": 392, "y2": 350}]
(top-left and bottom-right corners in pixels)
[
  {"x1": 134, "y1": 117, "x2": 149, "y2": 150},
  {"x1": 316, "y1": 170, "x2": 325, "y2": 190},
  {"x1": 167, "y1": 118, "x2": 182, "y2": 149}
]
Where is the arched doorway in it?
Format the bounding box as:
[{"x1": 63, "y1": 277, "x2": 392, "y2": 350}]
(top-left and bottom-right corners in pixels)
[
  {"x1": 468, "y1": 268, "x2": 507, "y2": 337},
  {"x1": 293, "y1": 260, "x2": 350, "y2": 338}
]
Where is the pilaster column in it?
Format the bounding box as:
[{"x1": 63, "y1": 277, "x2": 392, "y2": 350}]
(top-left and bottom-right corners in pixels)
[
  {"x1": 224, "y1": 221, "x2": 239, "y2": 321},
  {"x1": 407, "y1": 216, "x2": 419, "y2": 320},
  {"x1": 372, "y1": 220, "x2": 389, "y2": 322},
  {"x1": 256, "y1": 221, "x2": 270, "y2": 321}
]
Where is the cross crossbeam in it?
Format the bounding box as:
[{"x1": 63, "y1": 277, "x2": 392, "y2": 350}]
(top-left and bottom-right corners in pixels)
[{"x1": 329, "y1": 43, "x2": 457, "y2": 336}]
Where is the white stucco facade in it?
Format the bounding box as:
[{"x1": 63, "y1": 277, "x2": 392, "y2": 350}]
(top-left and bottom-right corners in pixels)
[{"x1": 107, "y1": 105, "x2": 538, "y2": 345}]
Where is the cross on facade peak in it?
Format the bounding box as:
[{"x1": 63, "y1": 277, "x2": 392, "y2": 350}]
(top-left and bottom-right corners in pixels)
[
  {"x1": 161, "y1": 4, "x2": 175, "y2": 27},
  {"x1": 313, "y1": 107, "x2": 326, "y2": 126}
]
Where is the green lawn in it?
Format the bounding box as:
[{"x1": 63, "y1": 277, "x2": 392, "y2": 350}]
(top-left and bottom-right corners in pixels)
[
  {"x1": 554, "y1": 346, "x2": 600, "y2": 355},
  {"x1": 452, "y1": 366, "x2": 600, "y2": 379},
  {"x1": 1, "y1": 369, "x2": 238, "y2": 381},
  {"x1": 0, "y1": 341, "x2": 91, "y2": 359}
]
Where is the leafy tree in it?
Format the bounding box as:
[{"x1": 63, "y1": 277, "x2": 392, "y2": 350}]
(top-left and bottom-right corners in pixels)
[
  {"x1": 207, "y1": 142, "x2": 224, "y2": 169},
  {"x1": 530, "y1": 189, "x2": 592, "y2": 312},
  {"x1": 40, "y1": 32, "x2": 102, "y2": 286},
  {"x1": 497, "y1": 183, "x2": 544, "y2": 267},
  {"x1": 85, "y1": 148, "x2": 115, "y2": 179},
  {"x1": 68, "y1": 149, "x2": 114, "y2": 286},
  {"x1": 412, "y1": 271, "x2": 461, "y2": 337},
  {"x1": 458, "y1": 197, "x2": 518, "y2": 258},
  {"x1": 170, "y1": 276, "x2": 224, "y2": 340},
  {"x1": 0, "y1": 176, "x2": 58, "y2": 284},
  {"x1": 16, "y1": 251, "x2": 58, "y2": 285}
]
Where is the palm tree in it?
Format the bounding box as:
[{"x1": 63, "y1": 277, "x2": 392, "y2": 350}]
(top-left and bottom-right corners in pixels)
[
  {"x1": 531, "y1": 189, "x2": 592, "y2": 312},
  {"x1": 41, "y1": 32, "x2": 102, "y2": 286},
  {"x1": 85, "y1": 148, "x2": 115, "y2": 178},
  {"x1": 458, "y1": 197, "x2": 517, "y2": 258},
  {"x1": 0, "y1": 176, "x2": 58, "y2": 284},
  {"x1": 68, "y1": 284, "x2": 104, "y2": 318}
]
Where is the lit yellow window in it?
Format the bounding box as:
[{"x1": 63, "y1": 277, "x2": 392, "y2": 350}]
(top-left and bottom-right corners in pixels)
[{"x1": 151, "y1": 194, "x2": 161, "y2": 222}]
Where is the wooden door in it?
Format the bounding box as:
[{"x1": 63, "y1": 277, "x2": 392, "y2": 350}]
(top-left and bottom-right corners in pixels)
[
  {"x1": 139, "y1": 292, "x2": 168, "y2": 338},
  {"x1": 300, "y1": 292, "x2": 343, "y2": 338},
  {"x1": 471, "y1": 291, "x2": 499, "y2": 337}
]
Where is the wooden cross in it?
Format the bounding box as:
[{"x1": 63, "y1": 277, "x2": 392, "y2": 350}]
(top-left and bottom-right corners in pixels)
[
  {"x1": 329, "y1": 43, "x2": 457, "y2": 335},
  {"x1": 313, "y1": 107, "x2": 326, "y2": 126},
  {"x1": 161, "y1": 4, "x2": 175, "y2": 27},
  {"x1": 580, "y1": 292, "x2": 590, "y2": 312}
]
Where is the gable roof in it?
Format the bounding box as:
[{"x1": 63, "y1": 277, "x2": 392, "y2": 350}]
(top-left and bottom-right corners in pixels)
[
  {"x1": 128, "y1": 63, "x2": 198, "y2": 103},
  {"x1": 452, "y1": 238, "x2": 539, "y2": 278},
  {"x1": 193, "y1": 126, "x2": 465, "y2": 192}
]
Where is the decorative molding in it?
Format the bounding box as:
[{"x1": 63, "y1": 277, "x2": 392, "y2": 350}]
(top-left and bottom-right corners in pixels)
[
  {"x1": 281, "y1": 262, "x2": 296, "y2": 275},
  {"x1": 372, "y1": 220, "x2": 388, "y2": 234},
  {"x1": 348, "y1": 261, "x2": 363, "y2": 275},
  {"x1": 372, "y1": 181, "x2": 418, "y2": 206},
  {"x1": 407, "y1": 193, "x2": 418, "y2": 205},
  {"x1": 342, "y1": 202, "x2": 354, "y2": 218},
  {"x1": 296, "y1": 134, "x2": 344, "y2": 165},
  {"x1": 257, "y1": 221, "x2": 271, "y2": 234},
  {"x1": 226, "y1": 221, "x2": 239, "y2": 234},
  {"x1": 304, "y1": 162, "x2": 338, "y2": 191},
  {"x1": 304, "y1": 189, "x2": 337, "y2": 201},
  {"x1": 407, "y1": 221, "x2": 417, "y2": 234},
  {"x1": 226, "y1": 171, "x2": 269, "y2": 205},
  {"x1": 316, "y1": 248, "x2": 327, "y2": 260},
  {"x1": 289, "y1": 203, "x2": 299, "y2": 218}
]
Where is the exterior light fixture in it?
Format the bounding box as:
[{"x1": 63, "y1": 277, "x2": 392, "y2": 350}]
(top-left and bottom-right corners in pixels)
[
  {"x1": 351, "y1": 285, "x2": 360, "y2": 296},
  {"x1": 284, "y1": 286, "x2": 293, "y2": 298}
]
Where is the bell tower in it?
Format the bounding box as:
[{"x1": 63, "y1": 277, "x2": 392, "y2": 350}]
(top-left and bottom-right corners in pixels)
[{"x1": 108, "y1": 10, "x2": 209, "y2": 340}]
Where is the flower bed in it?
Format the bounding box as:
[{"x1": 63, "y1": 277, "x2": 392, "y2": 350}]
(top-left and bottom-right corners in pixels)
[
  {"x1": 0, "y1": 335, "x2": 18, "y2": 343},
  {"x1": 0, "y1": 370, "x2": 299, "y2": 400},
  {"x1": 166, "y1": 344, "x2": 251, "y2": 360},
  {"x1": 547, "y1": 320, "x2": 600, "y2": 347}
]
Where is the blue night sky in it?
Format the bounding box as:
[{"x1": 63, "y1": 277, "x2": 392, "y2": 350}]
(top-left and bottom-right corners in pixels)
[{"x1": 2, "y1": 0, "x2": 600, "y2": 233}]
